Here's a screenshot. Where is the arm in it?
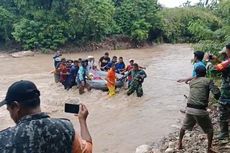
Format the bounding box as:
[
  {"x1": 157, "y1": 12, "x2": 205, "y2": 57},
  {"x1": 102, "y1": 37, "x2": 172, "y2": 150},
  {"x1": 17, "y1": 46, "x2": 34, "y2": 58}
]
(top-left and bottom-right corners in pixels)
[
  {"x1": 209, "y1": 80, "x2": 221, "y2": 100},
  {"x1": 140, "y1": 70, "x2": 147, "y2": 79},
  {"x1": 72, "y1": 104, "x2": 92, "y2": 153},
  {"x1": 105, "y1": 78, "x2": 113, "y2": 85},
  {"x1": 139, "y1": 66, "x2": 146, "y2": 70},
  {"x1": 177, "y1": 77, "x2": 193, "y2": 84},
  {"x1": 122, "y1": 71, "x2": 131, "y2": 79},
  {"x1": 72, "y1": 133, "x2": 92, "y2": 153},
  {"x1": 98, "y1": 57, "x2": 102, "y2": 69}
]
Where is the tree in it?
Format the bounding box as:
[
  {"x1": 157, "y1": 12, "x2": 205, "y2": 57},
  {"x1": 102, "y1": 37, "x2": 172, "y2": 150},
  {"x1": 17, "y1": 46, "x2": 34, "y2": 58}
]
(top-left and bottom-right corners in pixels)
[
  {"x1": 69, "y1": 0, "x2": 116, "y2": 43},
  {"x1": 115, "y1": 0, "x2": 160, "y2": 42},
  {"x1": 0, "y1": 6, "x2": 15, "y2": 42}
]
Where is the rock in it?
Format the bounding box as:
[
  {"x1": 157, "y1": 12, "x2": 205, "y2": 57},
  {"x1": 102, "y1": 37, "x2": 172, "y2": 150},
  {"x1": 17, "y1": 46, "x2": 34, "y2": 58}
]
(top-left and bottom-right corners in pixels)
[
  {"x1": 171, "y1": 124, "x2": 180, "y2": 129},
  {"x1": 165, "y1": 148, "x2": 174, "y2": 153},
  {"x1": 168, "y1": 142, "x2": 175, "y2": 148},
  {"x1": 198, "y1": 134, "x2": 206, "y2": 140},
  {"x1": 151, "y1": 149, "x2": 161, "y2": 153},
  {"x1": 10, "y1": 51, "x2": 35, "y2": 58},
  {"x1": 135, "y1": 145, "x2": 152, "y2": 153}
]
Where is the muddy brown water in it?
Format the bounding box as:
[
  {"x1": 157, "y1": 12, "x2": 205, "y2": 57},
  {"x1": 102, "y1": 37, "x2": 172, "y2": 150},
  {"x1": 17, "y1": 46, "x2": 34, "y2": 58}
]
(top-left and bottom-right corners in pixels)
[{"x1": 0, "y1": 44, "x2": 193, "y2": 153}]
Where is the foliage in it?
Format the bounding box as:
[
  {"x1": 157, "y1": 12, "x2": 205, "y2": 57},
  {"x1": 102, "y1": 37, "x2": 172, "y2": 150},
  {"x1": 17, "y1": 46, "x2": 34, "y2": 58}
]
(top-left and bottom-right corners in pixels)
[
  {"x1": 0, "y1": 6, "x2": 15, "y2": 42},
  {"x1": 115, "y1": 0, "x2": 161, "y2": 42},
  {"x1": 131, "y1": 19, "x2": 151, "y2": 41},
  {"x1": 159, "y1": 7, "x2": 222, "y2": 43},
  {"x1": 192, "y1": 0, "x2": 230, "y2": 54},
  {"x1": 0, "y1": 0, "x2": 229, "y2": 51},
  {"x1": 12, "y1": 18, "x2": 68, "y2": 50},
  {"x1": 68, "y1": 0, "x2": 116, "y2": 43}
]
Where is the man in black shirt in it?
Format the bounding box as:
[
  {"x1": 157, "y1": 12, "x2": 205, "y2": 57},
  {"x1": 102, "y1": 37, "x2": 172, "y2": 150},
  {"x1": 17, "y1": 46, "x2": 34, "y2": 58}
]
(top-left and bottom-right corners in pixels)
[{"x1": 99, "y1": 52, "x2": 110, "y2": 71}]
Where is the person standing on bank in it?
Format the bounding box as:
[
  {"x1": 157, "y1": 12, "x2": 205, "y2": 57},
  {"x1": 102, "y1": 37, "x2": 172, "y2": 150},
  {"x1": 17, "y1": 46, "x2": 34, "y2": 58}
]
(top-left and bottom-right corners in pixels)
[
  {"x1": 178, "y1": 66, "x2": 220, "y2": 153},
  {"x1": 0, "y1": 80, "x2": 92, "y2": 153},
  {"x1": 212, "y1": 43, "x2": 230, "y2": 140},
  {"x1": 177, "y1": 51, "x2": 205, "y2": 83}
]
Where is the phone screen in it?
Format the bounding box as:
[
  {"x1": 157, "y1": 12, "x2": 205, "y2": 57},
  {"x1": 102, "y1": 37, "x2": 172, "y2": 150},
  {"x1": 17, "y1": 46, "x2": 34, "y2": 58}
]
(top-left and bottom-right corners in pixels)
[{"x1": 65, "y1": 103, "x2": 80, "y2": 114}]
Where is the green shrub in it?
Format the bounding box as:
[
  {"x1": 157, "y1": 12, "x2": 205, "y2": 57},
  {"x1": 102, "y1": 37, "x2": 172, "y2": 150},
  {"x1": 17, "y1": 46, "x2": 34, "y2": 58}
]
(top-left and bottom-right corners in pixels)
[
  {"x1": 0, "y1": 6, "x2": 15, "y2": 42},
  {"x1": 159, "y1": 7, "x2": 222, "y2": 43},
  {"x1": 12, "y1": 18, "x2": 68, "y2": 50}
]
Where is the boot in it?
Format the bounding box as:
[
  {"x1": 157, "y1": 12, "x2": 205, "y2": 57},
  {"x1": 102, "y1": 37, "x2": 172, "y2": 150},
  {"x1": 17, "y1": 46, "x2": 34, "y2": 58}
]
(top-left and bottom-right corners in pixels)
[{"x1": 218, "y1": 122, "x2": 229, "y2": 140}]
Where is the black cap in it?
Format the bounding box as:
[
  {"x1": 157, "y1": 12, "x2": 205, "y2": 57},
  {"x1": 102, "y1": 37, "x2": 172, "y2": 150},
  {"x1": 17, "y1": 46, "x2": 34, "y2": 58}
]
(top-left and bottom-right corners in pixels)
[
  {"x1": 195, "y1": 65, "x2": 206, "y2": 77},
  {"x1": 0, "y1": 80, "x2": 40, "y2": 107}
]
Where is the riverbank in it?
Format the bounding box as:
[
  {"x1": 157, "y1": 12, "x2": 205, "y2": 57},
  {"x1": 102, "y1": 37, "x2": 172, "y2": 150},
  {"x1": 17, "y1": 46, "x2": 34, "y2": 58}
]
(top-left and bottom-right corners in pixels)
[
  {"x1": 145, "y1": 107, "x2": 230, "y2": 153},
  {"x1": 0, "y1": 37, "x2": 155, "y2": 54}
]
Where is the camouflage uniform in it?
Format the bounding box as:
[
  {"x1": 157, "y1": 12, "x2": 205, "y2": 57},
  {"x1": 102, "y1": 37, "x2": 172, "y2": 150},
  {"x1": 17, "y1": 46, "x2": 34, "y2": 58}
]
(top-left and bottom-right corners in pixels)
[
  {"x1": 126, "y1": 70, "x2": 147, "y2": 97},
  {"x1": 219, "y1": 65, "x2": 230, "y2": 139},
  {"x1": 0, "y1": 113, "x2": 75, "y2": 153}
]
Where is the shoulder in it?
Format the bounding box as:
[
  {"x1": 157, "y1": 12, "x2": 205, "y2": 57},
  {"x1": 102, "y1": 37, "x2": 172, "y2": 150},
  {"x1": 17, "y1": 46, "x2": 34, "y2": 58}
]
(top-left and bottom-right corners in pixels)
[
  {"x1": 0, "y1": 127, "x2": 15, "y2": 146},
  {"x1": 193, "y1": 77, "x2": 211, "y2": 84},
  {"x1": 50, "y1": 118, "x2": 75, "y2": 132}
]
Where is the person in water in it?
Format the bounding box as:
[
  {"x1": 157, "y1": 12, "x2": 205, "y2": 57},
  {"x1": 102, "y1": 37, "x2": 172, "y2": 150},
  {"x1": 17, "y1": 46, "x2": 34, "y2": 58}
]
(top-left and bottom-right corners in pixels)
[
  {"x1": 69, "y1": 60, "x2": 79, "y2": 89},
  {"x1": 122, "y1": 59, "x2": 135, "y2": 87},
  {"x1": 53, "y1": 50, "x2": 62, "y2": 68},
  {"x1": 177, "y1": 51, "x2": 206, "y2": 84},
  {"x1": 106, "y1": 64, "x2": 117, "y2": 97},
  {"x1": 99, "y1": 52, "x2": 110, "y2": 71},
  {"x1": 122, "y1": 63, "x2": 147, "y2": 97},
  {"x1": 104, "y1": 56, "x2": 117, "y2": 71},
  {"x1": 178, "y1": 66, "x2": 220, "y2": 153},
  {"x1": 77, "y1": 60, "x2": 91, "y2": 94},
  {"x1": 87, "y1": 56, "x2": 95, "y2": 71},
  {"x1": 60, "y1": 60, "x2": 71, "y2": 90},
  {"x1": 115, "y1": 57, "x2": 126, "y2": 74}
]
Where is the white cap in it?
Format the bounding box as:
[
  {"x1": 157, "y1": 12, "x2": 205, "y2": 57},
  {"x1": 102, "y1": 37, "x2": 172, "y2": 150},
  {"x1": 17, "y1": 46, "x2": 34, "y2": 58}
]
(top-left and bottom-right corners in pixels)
[
  {"x1": 88, "y1": 55, "x2": 94, "y2": 59},
  {"x1": 129, "y1": 59, "x2": 134, "y2": 62},
  {"x1": 219, "y1": 47, "x2": 226, "y2": 54}
]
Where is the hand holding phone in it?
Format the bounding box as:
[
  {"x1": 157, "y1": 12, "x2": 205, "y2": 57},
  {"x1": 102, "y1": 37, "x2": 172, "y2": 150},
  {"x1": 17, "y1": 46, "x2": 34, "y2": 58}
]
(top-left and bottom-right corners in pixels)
[{"x1": 78, "y1": 104, "x2": 89, "y2": 121}]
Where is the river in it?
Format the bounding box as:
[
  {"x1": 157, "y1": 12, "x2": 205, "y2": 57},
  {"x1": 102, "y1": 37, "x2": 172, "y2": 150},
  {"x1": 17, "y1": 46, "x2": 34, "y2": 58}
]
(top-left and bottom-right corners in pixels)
[{"x1": 0, "y1": 44, "x2": 193, "y2": 153}]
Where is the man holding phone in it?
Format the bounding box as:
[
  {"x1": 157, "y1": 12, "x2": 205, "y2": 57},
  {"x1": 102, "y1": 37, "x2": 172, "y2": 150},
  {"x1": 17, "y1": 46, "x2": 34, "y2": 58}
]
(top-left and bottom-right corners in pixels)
[{"x1": 0, "y1": 80, "x2": 92, "y2": 153}]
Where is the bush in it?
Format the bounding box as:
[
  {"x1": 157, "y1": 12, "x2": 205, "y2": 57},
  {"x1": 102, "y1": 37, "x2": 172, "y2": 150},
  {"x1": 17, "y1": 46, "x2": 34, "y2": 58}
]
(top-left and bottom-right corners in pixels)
[
  {"x1": 115, "y1": 0, "x2": 161, "y2": 42},
  {"x1": 12, "y1": 18, "x2": 68, "y2": 50},
  {"x1": 159, "y1": 7, "x2": 222, "y2": 43},
  {"x1": 0, "y1": 6, "x2": 15, "y2": 42}
]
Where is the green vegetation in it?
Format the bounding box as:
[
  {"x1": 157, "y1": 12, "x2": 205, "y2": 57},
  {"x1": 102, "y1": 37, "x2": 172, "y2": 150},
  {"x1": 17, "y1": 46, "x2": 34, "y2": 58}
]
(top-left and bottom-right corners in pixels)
[{"x1": 0, "y1": 0, "x2": 229, "y2": 52}]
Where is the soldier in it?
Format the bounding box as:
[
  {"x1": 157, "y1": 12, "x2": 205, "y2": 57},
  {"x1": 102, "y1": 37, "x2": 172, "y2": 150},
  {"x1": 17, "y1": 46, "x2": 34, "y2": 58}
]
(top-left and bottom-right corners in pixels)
[
  {"x1": 0, "y1": 80, "x2": 92, "y2": 153},
  {"x1": 213, "y1": 43, "x2": 230, "y2": 140},
  {"x1": 121, "y1": 63, "x2": 147, "y2": 97}
]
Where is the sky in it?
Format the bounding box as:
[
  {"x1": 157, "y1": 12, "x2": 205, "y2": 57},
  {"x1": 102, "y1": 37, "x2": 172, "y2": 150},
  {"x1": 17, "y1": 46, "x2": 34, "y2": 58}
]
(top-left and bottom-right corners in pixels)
[{"x1": 158, "y1": 0, "x2": 201, "y2": 8}]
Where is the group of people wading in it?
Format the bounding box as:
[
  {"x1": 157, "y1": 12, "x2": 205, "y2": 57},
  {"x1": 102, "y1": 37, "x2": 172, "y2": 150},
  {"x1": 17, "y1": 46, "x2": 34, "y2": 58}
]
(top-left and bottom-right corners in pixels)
[
  {"x1": 52, "y1": 51, "x2": 147, "y2": 97},
  {"x1": 177, "y1": 43, "x2": 230, "y2": 153}
]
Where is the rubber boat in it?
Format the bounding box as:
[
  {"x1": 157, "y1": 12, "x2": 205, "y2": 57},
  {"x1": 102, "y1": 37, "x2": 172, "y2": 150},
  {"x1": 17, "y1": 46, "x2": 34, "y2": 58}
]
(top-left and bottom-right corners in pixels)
[{"x1": 87, "y1": 70, "x2": 124, "y2": 91}]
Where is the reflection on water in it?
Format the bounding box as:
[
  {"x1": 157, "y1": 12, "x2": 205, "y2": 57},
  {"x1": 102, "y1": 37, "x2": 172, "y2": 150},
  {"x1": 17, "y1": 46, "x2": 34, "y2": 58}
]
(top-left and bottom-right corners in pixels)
[{"x1": 0, "y1": 44, "x2": 193, "y2": 153}]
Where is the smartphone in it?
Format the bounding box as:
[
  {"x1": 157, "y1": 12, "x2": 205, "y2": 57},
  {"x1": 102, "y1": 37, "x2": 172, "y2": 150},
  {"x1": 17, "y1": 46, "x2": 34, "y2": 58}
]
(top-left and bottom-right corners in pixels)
[{"x1": 65, "y1": 103, "x2": 80, "y2": 114}]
